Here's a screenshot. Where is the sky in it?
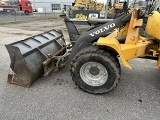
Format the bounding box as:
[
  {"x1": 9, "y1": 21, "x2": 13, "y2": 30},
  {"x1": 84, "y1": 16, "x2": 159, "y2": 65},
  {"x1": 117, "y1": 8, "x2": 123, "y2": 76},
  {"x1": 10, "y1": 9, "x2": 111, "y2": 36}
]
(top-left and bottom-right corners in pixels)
[{"x1": 97, "y1": 0, "x2": 106, "y2": 3}]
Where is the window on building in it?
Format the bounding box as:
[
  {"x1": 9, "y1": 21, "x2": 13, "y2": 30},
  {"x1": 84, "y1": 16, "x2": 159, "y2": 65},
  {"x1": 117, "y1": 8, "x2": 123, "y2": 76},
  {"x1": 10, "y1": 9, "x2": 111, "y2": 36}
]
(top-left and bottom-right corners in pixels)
[{"x1": 52, "y1": 4, "x2": 61, "y2": 10}]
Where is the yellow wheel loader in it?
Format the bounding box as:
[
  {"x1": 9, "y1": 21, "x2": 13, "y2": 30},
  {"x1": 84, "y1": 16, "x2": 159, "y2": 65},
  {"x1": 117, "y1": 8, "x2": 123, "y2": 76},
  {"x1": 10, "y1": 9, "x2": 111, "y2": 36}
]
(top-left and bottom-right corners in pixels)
[{"x1": 5, "y1": 8, "x2": 160, "y2": 94}]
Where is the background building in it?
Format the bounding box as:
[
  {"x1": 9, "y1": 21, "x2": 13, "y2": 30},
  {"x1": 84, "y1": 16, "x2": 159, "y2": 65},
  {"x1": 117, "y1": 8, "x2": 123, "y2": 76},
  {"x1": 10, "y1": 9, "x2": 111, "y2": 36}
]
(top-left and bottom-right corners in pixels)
[{"x1": 31, "y1": 0, "x2": 75, "y2": 12}]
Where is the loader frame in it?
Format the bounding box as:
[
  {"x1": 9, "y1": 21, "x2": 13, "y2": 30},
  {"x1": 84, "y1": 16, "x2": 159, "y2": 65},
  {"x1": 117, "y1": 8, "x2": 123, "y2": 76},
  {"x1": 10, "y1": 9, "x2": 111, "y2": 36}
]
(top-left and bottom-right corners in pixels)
[
  {"x1": 69, "y1": 9, "x2": 160, "y2": 94},
  {"x1": 6, "y1": 8, "x2": 160, "y2": 93}
]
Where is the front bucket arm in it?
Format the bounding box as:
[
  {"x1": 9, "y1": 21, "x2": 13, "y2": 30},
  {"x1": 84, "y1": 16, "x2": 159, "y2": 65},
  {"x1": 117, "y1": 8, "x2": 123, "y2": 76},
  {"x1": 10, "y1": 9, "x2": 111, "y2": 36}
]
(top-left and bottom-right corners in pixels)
[{"x1": 66, "y1": 13, "x2": 131, "y2": 62}]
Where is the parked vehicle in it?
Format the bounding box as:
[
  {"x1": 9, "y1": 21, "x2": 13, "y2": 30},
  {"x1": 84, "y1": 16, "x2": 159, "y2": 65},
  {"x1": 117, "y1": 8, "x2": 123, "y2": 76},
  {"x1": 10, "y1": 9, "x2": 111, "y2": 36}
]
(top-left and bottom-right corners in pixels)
[
  {"x1": 0, "y1": 0, "x2": 32, "y2": 15},
  {"x1": 19, "y1": 0, "x2": 32, "y2": 15}
]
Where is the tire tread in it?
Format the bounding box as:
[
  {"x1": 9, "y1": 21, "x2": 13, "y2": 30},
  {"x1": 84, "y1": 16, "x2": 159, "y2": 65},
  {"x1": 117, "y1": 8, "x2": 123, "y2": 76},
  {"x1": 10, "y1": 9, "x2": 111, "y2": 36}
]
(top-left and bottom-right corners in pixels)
[{"x1": 70, "y1": 45, "x2": 120, "y2": 94}]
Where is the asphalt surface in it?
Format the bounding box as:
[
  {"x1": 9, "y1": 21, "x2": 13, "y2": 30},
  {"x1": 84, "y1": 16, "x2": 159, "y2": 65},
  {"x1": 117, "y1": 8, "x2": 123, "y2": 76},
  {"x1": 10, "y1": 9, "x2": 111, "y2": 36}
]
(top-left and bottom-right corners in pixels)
[{"x1": 0, "y1": 19, "x2": 160, "y2": 120}]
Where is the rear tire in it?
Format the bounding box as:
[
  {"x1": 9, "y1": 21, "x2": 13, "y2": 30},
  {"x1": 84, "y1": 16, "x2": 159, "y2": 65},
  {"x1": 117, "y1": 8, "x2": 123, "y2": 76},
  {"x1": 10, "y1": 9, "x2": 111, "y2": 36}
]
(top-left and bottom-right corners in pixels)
[{"x1": 70, "y1": 46, "x2": 121, "y2": 94}]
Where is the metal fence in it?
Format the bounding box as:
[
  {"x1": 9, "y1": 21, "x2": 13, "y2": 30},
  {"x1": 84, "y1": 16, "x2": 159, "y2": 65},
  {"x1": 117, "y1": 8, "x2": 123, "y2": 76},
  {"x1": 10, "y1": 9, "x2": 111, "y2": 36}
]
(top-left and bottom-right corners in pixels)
[{"x1": 0, "y1": 7, "x2": 61, "y2": 23}]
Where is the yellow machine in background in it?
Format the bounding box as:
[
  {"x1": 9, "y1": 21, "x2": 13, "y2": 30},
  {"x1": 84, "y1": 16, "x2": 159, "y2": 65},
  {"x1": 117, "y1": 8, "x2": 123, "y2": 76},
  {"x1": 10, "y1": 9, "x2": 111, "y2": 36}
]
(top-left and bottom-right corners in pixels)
[
  {"x1": 114, "y1": 0, "x2": 125, "y2": 10},
  {"x1": 60, "y1": 0, "x2": 107, "y2": 18},
  {"x1": 0, "y1": 1, "x2": 10, "y2": 5},
  {"x1": 60, "y1": 0, "x2": 128, "y2": 19},
  {"x1": 72, "y1": 0, "x2": 105, "y2": 11}
]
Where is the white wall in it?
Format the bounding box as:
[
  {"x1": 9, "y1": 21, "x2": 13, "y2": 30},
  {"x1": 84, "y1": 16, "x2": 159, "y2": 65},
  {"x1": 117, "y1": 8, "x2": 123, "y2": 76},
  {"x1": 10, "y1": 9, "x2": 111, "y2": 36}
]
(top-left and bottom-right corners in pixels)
[{"x1": 32, "y1": 0, "x2": 74, "y2": 12}]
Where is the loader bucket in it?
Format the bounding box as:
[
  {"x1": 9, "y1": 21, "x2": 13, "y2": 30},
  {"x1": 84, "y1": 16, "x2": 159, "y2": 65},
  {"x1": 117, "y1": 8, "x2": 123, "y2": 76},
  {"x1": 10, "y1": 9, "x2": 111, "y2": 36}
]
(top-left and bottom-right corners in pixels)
[{"x1": 5, "y1": 29, "x2": 67, "y2": 87}]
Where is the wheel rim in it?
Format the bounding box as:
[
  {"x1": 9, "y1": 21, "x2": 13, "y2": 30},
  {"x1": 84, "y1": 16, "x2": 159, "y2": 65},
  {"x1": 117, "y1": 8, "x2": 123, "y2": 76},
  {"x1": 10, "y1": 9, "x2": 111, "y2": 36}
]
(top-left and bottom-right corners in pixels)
[{"x1": 80, "y1": 62, "x2": 108, "y2": 86}]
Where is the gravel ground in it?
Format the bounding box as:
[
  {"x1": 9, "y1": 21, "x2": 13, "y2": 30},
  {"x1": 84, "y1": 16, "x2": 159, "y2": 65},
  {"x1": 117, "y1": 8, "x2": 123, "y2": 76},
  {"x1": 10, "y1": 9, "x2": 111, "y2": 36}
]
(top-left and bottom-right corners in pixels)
[
  {"x1": 0, "y1": 13, "x2": 60, "y2": 23},
  {"x1": 0, "y1": 18, "x2": 160, "y2": 120}
]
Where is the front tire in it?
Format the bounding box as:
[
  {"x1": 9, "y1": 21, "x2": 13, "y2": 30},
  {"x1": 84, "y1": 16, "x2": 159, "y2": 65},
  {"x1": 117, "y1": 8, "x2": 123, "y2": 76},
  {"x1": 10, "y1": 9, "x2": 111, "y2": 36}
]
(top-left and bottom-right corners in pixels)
[{"x1": 70, "y1": 46, "x2": 121, "y2": 94}]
